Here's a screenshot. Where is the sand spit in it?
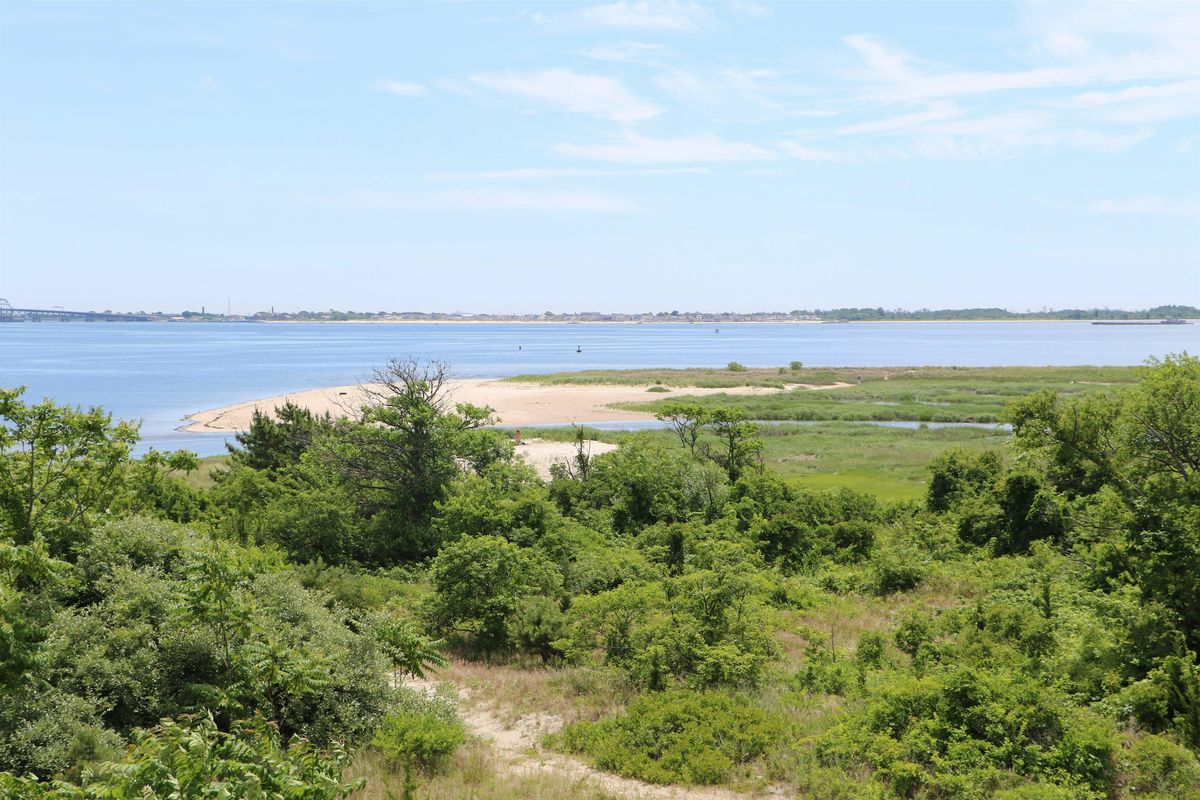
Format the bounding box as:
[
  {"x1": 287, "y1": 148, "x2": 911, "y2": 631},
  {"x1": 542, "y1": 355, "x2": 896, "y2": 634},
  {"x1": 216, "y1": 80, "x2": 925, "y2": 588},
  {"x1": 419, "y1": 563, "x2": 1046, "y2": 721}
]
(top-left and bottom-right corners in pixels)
[{"x1": 182, "y1": 379, "x2": 839, "y2": 434}]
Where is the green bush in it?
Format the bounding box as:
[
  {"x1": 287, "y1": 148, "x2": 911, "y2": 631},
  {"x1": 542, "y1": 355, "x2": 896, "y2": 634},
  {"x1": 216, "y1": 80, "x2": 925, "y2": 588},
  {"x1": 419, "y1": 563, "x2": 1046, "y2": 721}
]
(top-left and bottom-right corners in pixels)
[
  {"x1": 371, "y1": 688, "x2": 465, "y2": 772},
  {"x1": 4, "y1": 713, "x2": 358, "y2": 798},
  {"x1": 727, "y1": 361, "x2": 747, "y2": 372},
  {"x1": 425, "y1": 534, "x2": 562, "y2": 653},
  {"x1": 819, "y1": 666, "x2": 1122, "y2": 797},
  {"x1": 1126, "y1": 733, "x2": 1200, "y2": 798},
  {"x1": 557, "y1": 690, "x2": 781, "y2": 785}
]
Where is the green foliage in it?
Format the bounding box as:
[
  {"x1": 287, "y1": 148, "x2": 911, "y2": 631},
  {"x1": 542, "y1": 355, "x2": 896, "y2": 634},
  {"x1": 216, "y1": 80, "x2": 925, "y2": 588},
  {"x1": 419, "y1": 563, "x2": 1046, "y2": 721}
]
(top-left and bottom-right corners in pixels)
[
  {"x1": 732, "y1": 475, "x2": 879, "y2": 572},
  {"x1": 1125, "y1": 734, "x2": 1200, "y2": 799},
  {"x1": 819, "y1": 667, "x2": 1120, "y2": 796},
  {"x1": 372, "y1": 688, "x2": 465, "y2": 772},
  {"x1": 426, "y1": 534, "x2": 562, "y2": 653},
  {"x1": 0, "y1": 388, "x2": 138, "y2": 553},
  {"x1": 314, "y1": 359, "x2": 512, "y2": 562},
  {"x1": 374, "y1": 613, "x2": 447, "y2": 680},
  {"x1": 5, "y1": 713, "x2": 359, "y2": 798},
  {"x1": 117, "y1": 448, "x2": 202, "y2": 522},
  {"x1": 927, "y1": 449, "x2": 1003, "y2": 512},
  {"x1": 13, "y1": 517, "x2": 392, "y2": 776},
  {"x1": 229, "y1": 401, "x2": 331, "y2": 472},
  {"x1": 557, "y1": 690, "x2": 781, "y2": 785},
  {"x1": 565, "y1": 442, "x2": 729, "y2": 534},
  {"x1": 5, "y1": 356, "x2": 1199, "y2": 796},
  {"x1": 560, "y1": 535, "x2": 778, "y2": 689}
]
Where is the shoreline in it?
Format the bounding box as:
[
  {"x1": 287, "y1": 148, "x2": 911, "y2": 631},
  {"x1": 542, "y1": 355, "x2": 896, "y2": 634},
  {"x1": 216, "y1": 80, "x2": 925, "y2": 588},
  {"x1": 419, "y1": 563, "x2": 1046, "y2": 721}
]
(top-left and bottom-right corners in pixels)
[
  {"x1": 241, "y1": 318, "x2": 1196, "y2": 325},
  {"x1": 182, "y1": 378, "x2": 849, "y2": 434}
]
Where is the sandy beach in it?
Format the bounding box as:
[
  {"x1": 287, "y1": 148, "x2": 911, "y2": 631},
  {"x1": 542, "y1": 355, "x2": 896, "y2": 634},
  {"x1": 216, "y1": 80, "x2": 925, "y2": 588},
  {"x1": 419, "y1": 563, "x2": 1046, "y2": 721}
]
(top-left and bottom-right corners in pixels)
[{"x1": 182, "y1": 378, "x2": 828, "y2": 433}]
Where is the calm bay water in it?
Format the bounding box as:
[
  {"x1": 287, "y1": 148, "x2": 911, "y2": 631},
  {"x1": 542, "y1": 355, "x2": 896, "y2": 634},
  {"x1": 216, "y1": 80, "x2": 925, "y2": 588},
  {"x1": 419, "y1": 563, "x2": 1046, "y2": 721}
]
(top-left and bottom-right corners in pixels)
[{"x1": 2, "y1": 321, "x2": 1195, "y2": 455}]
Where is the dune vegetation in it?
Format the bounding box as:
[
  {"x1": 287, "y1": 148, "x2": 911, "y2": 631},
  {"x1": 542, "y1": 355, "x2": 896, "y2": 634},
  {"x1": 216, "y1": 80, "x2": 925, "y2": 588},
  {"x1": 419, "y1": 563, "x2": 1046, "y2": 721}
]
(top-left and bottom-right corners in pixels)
[{"x1": 2, "y1": 355, "x2": 1198, "y2": 799}]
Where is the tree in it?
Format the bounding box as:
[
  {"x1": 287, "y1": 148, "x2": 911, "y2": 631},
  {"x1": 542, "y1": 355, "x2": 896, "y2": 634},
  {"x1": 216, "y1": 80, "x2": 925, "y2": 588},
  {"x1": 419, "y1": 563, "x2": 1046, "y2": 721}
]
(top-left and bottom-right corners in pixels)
[
  {"x1": 0, "y1": 389, "x2": 138, "y2": 553},
  {"x1": 425, "y1": 535, "x2": 561, "y2": 653},
  {"x1": 1005, "y1": 354, "x2": 1200, "y2": 644},
  {"x1": 1123, "y1": 353, "x2": 1200, "y2": 484},
  {"x1": 118, "y1": 448, "x2": 200, "y2": 521},
  {"x1": 228, "y1": 401, "x2": 331, "y2": 473},
  {"x1": 317, "y1": 359, "x2": 510, "y2": 561},
  {"x1": 655, "y1": 403, "x2": 708, "y2": 457},
  {"x1": 702, "y1": 408, "x2": 762, "y2": 482}
]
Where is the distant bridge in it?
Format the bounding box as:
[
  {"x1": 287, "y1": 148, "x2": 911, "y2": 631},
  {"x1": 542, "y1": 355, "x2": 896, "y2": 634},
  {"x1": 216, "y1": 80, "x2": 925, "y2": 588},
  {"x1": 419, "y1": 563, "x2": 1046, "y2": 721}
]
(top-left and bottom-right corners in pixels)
[{"x1": 0, "y1": 299, "x2": 150, "y2": 322}]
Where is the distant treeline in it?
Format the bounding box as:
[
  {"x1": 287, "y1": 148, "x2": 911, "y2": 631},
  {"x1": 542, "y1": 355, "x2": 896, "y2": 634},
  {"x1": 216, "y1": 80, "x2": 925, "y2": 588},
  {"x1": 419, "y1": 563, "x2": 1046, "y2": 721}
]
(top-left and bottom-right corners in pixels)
[
  {"x1": 800, "y1": 305, "x2": 1200, "y2": 321},
  {"x1": 226, "y1": 305, "x2": 1200, "y2": 323},
  {"x1": 39, "y1": 305, "x2": 1195, "y2": 323}
]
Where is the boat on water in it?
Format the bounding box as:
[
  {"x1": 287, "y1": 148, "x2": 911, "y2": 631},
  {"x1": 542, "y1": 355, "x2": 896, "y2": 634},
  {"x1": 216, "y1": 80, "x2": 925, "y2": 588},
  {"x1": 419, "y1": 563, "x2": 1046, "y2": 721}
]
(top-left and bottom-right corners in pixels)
[{"x1": 1091, "y1": 319, "x2": 1191, "y2": 326}]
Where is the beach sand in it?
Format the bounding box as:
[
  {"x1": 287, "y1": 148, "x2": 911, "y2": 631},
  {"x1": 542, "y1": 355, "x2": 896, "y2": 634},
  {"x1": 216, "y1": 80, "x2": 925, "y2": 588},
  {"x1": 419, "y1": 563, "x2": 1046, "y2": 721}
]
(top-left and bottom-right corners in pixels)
[
  {"x1": 182, "y1": 378, "x2": 820, "y2": 433},
  {"x1": 514, "y1": 439, "x2": 619, "y2": 479}
]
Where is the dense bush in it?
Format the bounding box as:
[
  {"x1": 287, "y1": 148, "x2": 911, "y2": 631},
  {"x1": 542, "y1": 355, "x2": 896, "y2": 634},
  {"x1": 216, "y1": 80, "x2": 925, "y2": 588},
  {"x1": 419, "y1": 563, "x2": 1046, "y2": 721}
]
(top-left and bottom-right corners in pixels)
[
  {"x1": 371, "y1": 687, "x2": 465, "y2": 772},
  {"x1": 818, "y1": 666, "x2": 1120, "y2": 797},
  {"x1": 2, "y1": 713, "x2": 359, "y2": 798},
  {"x1": 425, "y1": 534, "x2": 562, "y2": 653},
  {"x1": 557, "y1": 690, "x2": 781, "y2": 785}
]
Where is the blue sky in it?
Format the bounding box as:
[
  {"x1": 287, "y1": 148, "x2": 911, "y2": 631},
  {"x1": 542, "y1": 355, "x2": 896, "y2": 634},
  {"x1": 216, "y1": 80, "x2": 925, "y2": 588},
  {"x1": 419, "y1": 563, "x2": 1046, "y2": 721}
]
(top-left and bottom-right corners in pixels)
[{"x1": 1, "y1": 1, "x2": 1197, "y2": 314}]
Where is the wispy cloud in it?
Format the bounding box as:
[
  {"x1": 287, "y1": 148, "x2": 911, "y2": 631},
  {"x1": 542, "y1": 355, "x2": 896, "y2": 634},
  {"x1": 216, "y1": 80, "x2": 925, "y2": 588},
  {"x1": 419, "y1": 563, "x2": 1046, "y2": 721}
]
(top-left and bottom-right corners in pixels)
[
  {"x1": 554, "y1": 132, "x2": 775, "y2": 163},
  {"x1": 726, "y1": 1, "x2": 772, "y2": 20},
  {"x1": 777, "y1": 142, "x2": 851, "y2": 162},
  {"x1": 582, "y1": 41, "x2": 674, "y2": 67},
  {"x1": 835, "y1": 102, "x2": 962, "y2": 135},
  {"x1": 427, "y1": 167, "x2": 709, "y2": 181},
  {"x1": 470, "y1": 68, "x2": 659, "y2": 122},
  {"x1": 536, "y1": 1, "x2": 713, "y2": 32},
  {"x1": 322, "y1": 188, "x2": 642, "y2": 213},
  {"x1": 371, "y1": 79, "x2": 427, "y2": 97},
  {"x1": 1091, "y1": 196, "x2": 1200, "y2": 216}
]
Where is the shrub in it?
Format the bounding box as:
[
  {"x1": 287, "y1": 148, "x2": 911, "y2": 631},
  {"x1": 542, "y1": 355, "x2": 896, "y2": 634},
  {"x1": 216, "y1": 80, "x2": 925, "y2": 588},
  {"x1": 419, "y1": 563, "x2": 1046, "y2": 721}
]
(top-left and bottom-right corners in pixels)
[
  {"x1": 557, "y1": 690, "x2": 781, "y2": 785},
  {"x1": 726, "y1": 361, "x2": 747, "y2": 372},
  {"x1": 371, "y1": 688, "x2": 465, "y2": 772},
  {"x1": 821, "y1": 666, "x2": 1122, "y2": 797},
  {"x1": 6, "y1": 713, "x2": 359, "y2": 798},
  {"x1": 1126, "y1": 733, "x2": 1200, "y2": 798},
  {"x1": 869, "y1": 537, "x2": 926, "y2": 595},
  {"x1": 426, "y1": 534, "x2": 562, "y2": 653}
]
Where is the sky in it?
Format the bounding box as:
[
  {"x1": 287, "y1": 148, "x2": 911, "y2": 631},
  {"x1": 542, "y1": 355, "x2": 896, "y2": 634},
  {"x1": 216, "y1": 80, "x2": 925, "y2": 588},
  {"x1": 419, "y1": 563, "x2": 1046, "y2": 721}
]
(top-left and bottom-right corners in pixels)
[{"x1": 0, "y1": 0, "x2": 1198, "y2": 314}]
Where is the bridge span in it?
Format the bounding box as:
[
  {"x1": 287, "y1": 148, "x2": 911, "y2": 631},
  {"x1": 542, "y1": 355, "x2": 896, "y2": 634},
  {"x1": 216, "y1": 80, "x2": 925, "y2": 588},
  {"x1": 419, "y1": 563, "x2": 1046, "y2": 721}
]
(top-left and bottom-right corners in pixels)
[{"x1": 0, "y1": 299, "x2": 150, "y2": 322}]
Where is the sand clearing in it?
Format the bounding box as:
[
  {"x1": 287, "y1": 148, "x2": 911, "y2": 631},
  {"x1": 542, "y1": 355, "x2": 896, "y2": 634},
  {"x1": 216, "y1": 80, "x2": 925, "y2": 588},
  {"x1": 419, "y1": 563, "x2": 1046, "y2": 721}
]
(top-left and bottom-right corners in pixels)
[
  {"x1": 515, "y1": 438, "x2": 618, "y2": 479},
  {"x1": 182, "y1": 378, "x2": 838, "y2": 433}
]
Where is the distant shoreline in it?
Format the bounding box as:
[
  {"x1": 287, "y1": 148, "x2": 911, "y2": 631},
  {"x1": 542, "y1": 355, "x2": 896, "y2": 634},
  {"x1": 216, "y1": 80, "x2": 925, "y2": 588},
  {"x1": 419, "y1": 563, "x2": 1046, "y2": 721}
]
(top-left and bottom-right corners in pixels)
[{"x1": 249, "y1": 317, "x2": 1196, "y2": 325}]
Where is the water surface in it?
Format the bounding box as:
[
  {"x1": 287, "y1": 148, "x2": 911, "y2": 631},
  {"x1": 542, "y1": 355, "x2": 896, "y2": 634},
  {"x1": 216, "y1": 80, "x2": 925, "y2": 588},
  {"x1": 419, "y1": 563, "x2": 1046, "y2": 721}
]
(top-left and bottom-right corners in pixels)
[{"x1": 2, "y1": 321, "x2": 1194, "y2": 455}]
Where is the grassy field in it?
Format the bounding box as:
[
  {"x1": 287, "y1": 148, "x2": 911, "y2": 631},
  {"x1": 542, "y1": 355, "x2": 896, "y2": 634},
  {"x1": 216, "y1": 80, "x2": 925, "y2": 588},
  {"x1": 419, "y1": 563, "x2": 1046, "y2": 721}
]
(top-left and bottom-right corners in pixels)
[
  {"x1": 183, "y1": 454, "x2": 231, "y2": 489},
  {"x1": 525, "y1": 422, "x2": 1010, "y2": 502},
  {"x1": 507, "y1": 364, "x2": 1137, "y2": 389},
  {"x1": 505, "y1": 365, "x2": 843, "y2": 388},
  {"x1": 600, "y1": 365, "x2": 1141, "y2": 423}
]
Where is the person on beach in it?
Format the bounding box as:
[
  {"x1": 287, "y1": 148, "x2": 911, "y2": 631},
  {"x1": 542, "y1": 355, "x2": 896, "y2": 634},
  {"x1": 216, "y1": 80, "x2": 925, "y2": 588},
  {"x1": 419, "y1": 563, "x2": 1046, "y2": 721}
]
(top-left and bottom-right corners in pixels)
[{"x1": 514, "y1": 429, "x2": 522, "y2": 446}]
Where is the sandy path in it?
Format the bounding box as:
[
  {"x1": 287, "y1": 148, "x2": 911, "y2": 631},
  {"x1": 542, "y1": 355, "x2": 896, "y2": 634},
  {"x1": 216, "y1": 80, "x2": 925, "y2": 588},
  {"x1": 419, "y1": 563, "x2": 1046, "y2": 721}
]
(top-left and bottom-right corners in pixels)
[
  {"x1": 404, "y1": 677, "x2": 786, "y2": 800},
  {"x1": 182, "y1": 379, "x2": 846, "y2": 433}
]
